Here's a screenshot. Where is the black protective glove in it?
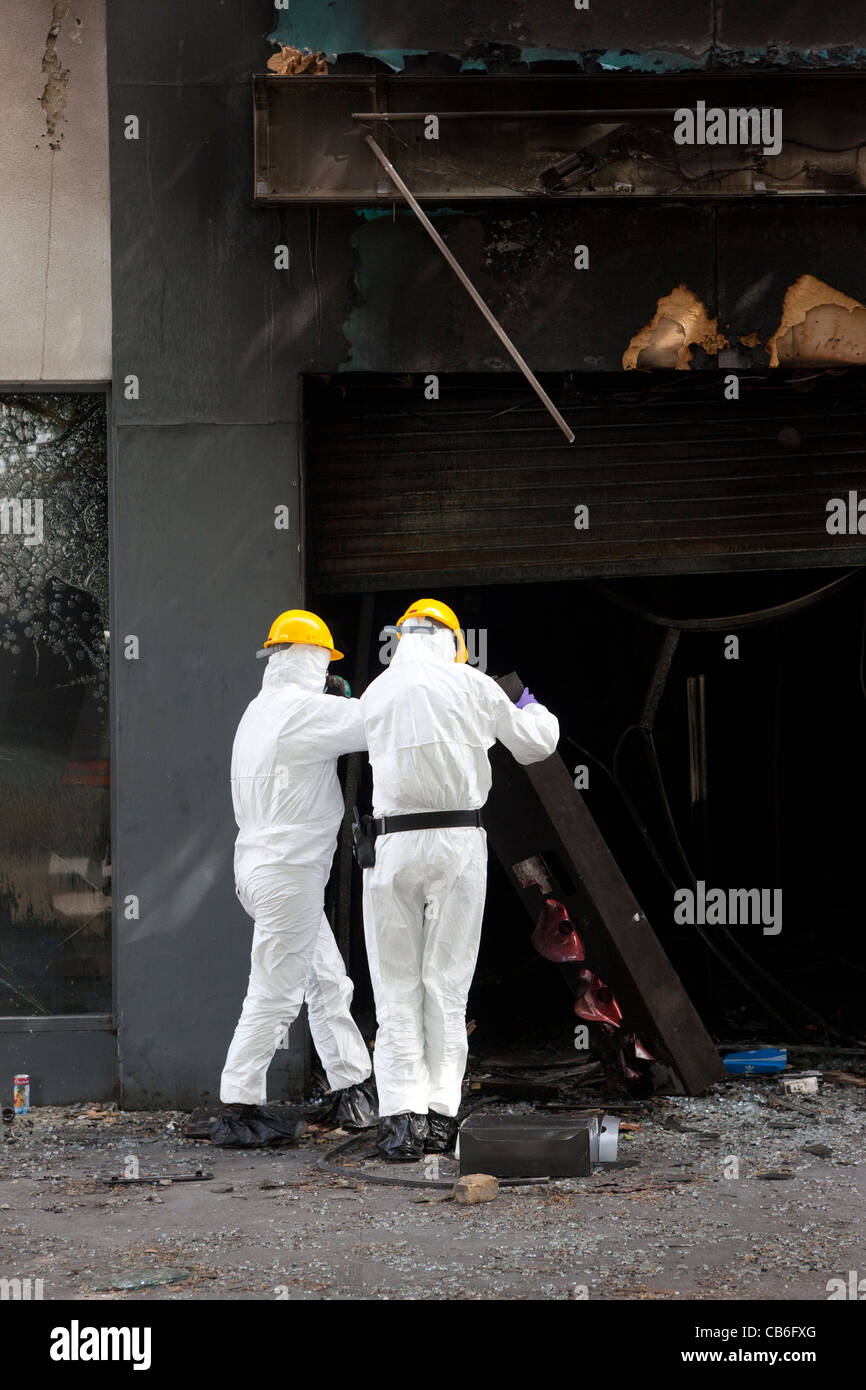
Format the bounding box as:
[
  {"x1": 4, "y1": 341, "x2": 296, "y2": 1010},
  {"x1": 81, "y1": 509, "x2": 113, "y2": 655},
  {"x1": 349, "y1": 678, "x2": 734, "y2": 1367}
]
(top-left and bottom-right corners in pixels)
[{"x1": 325, "y1": 674, "x2": 352, "y2": 698}]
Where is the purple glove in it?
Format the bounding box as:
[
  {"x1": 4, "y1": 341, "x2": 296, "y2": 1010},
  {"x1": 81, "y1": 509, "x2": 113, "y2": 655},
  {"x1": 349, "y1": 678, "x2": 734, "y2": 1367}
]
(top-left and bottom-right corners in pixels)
[{"x1": 516, "y1": 688, "x2": 538, "y2": 709}]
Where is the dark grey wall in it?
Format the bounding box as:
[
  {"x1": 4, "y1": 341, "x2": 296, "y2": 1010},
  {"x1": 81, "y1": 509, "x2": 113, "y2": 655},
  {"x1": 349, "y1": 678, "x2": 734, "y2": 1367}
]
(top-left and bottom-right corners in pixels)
[
  {"x1": 106, "y1": 1, "x2": 866, "y2": 1106},
  {"x1": 111, "y1": 423, "x2": 304, "y2": 1107},
  {"x1": 108, "y1": 2, "x2": 310, "y2": 1107},
  {"x1": 0, "y1": 1023, "x2": 116, "y2": 1107}
]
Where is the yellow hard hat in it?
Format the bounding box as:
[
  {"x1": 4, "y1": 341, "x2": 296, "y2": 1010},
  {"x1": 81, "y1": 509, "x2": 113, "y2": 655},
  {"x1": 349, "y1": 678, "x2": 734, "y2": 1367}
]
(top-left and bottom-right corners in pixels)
[
  {"x1": 396, "y1": 597, "x2": 468, "y2": 663},
  {"x1": 258, "y1": 608, "x2": 343, "y2": 661}
]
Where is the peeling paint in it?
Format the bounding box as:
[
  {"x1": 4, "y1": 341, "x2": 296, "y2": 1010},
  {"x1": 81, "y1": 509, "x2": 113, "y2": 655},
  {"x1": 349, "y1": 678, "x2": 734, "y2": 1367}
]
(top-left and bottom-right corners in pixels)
[
  {"x1": 739, "y1": 331, "x2": 762, "y2": 348},
  {"x1": 268, "y1": 7, "x2": 706, "y2": 73},
  {"x1": 40, "y1": 0, "x2": 72, "y2": 149},
  {"x1": 515, "y1": 48, "x2": 704, "y2": 72},
  {"x1": 767, "y1": 274, "x2": 866, "y2": 367},
  {"x1": 355, "y1": 206, "x2": 463, "y2": 221},
  {"x1": 266, "y1": 39, "x2": 706, "y2": 75},
  {"x1": 715, "y1": 45, "x2": 866, "y2": 71},
  {"x1": 623, "y1": 285, "x2": 727, "y2": 370},
  {"x1": 269, "y1": 8, "x2": 866, "y2": 74}
]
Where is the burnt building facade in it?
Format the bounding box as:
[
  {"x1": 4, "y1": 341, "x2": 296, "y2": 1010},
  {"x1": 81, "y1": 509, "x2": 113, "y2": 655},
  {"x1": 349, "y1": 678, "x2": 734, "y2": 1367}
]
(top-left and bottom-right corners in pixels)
[{"x1": 2, "y1": 1, "x2": 866, "y2": 1106}]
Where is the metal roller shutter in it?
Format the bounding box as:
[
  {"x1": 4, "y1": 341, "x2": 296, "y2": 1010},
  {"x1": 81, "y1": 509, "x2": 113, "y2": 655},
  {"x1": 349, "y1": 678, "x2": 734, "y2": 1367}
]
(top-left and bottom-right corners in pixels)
[{"x1": 306, "y1": 371, "x2": 866, "y2": 590}]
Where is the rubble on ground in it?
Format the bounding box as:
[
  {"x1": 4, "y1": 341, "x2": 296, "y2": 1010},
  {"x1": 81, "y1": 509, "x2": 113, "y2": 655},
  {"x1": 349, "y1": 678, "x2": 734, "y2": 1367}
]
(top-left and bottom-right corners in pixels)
[{"x1": 1, "y1": 1058, "x2": 863, "y2": 1300}]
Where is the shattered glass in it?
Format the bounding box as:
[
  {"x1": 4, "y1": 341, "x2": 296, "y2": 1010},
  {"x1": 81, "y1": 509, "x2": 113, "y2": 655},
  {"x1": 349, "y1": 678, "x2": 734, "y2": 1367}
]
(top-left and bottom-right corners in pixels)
[{"x1": 0, "y1": 394, "x2": 110, "y2": 1015}]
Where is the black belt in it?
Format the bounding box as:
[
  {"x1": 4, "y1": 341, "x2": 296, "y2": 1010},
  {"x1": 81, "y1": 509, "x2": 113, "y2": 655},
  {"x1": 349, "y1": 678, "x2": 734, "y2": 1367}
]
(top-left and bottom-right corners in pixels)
[{"x1": 373, "y1": 809, "x2": 484, "y2": 835}]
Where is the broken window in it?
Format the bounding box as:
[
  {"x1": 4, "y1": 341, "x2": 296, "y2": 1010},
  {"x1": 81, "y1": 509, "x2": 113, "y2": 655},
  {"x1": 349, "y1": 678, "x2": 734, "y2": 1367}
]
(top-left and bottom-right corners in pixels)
[{"x1": 0, "y1": 394, "x2": 110, "y2": 1016}]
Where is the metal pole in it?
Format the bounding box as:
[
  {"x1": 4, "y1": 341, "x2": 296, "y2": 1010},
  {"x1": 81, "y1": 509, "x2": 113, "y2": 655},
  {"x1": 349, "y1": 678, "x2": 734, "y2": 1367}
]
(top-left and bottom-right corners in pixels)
[
  {"x1": 353, "y1": 109, "x2": 678, "y2": 120},
  {"x1": 364, "y1": 134, "x2": 575, "y2": 444}
]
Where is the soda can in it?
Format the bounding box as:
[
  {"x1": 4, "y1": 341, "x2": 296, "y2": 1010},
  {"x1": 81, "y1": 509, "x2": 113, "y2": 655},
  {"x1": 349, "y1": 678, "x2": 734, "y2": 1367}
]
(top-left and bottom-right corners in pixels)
[{"x1": 13, "y1": 1074, "x2": 30, "y2": 1115}]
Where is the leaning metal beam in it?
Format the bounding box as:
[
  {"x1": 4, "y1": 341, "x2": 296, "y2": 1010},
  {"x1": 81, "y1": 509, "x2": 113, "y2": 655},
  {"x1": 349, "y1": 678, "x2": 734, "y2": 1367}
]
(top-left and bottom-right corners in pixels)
[{"x1": 364, "y1": 134, "x2": 575, "y2": 444}]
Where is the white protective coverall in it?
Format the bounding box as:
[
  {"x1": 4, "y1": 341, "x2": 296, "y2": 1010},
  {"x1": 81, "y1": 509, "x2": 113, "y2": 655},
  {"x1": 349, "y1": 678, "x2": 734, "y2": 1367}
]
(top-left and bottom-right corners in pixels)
[
  {"x1": 360, "y1": 626, "x2": 560, "y2": 1118},
  {"x1": 220, "y1": 643, "x2": 371, "y2": 1104}
]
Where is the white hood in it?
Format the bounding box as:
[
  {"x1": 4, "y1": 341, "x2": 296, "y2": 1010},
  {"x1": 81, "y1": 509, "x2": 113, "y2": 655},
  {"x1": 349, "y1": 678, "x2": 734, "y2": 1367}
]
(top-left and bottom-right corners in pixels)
[
  {"x1": 389, "y1": 625, "x2": 457, "y2": 669},
  {"x1": 261, "y1": 643, "x2": 330, "y2": 693}
]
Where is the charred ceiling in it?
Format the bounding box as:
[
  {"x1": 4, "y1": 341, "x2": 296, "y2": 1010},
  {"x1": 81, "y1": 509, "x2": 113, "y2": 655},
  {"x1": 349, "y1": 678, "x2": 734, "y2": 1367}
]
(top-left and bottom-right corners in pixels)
[{"x1": 268, "y1": 1, "x2": 866, "y2": 75}]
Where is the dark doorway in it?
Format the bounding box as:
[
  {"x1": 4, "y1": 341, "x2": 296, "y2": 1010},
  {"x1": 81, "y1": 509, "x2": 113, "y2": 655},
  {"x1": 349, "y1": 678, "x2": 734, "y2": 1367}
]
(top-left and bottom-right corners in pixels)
[
  {"x1": 315, "y1": 573, "x2": 866, "y2": 1058},
  {"x1": 305, "y1": 371, "x2": 866, "y2": 1065}
]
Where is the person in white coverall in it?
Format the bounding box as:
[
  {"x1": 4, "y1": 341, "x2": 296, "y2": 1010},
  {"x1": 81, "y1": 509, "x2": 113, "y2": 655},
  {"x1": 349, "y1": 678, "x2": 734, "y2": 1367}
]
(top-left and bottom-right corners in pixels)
[
  {"x1": 213, "y1": 609, "x2": 376, "y2": 1147},
  {"x1": 360, "y1": 598, "x2": 559, "y2": 1161}
]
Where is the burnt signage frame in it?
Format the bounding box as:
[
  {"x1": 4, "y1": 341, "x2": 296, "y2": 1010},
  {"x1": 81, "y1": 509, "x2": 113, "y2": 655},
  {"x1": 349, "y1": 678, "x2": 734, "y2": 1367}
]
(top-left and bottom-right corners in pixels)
[{"x1": 254, "y1": 72, "x2": 866, "y2": 204}]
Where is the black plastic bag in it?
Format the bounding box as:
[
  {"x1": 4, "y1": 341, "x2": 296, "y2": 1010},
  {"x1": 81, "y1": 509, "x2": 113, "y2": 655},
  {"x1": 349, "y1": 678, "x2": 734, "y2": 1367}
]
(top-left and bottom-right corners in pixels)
[
  {"x1": 377, "y1": 1111, "x2": 428, "y2": 1161},
  {"x1": 425, "y1": 1111, "x2": 458, "y2": 1153},
  {"x1": 334, "y1": 1079, "x2": 378, "y2": 1131},
  {"x1": 210, "y1": 1105, "x2": 307, "y2": 1148}
]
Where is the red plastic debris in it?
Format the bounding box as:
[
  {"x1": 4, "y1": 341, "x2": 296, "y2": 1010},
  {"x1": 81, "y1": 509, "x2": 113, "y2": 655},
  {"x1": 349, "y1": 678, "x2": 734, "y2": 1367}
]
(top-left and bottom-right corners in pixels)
[
  {"x1": 628, "y1": 1034, "x2": 655, "y2": 1063},
  {"x1": 531, "y1": 898, "x2": 586, "y2": 964},
  {"x1": 573, "y1": 969, "x2": 623, "y2": 1029}
]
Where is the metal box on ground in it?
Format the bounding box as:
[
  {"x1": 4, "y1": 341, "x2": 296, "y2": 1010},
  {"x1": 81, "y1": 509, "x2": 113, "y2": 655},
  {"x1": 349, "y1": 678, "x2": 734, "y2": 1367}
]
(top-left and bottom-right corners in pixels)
[{"x1": 458, "y1": 1112, "x2": 602, "y2": 1178}]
